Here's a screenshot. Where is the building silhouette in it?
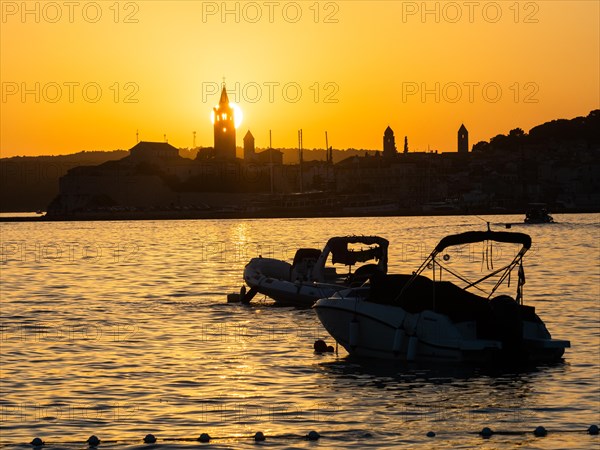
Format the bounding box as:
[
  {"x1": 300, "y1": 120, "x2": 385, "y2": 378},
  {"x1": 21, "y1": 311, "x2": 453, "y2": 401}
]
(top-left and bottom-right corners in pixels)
[
  {"x1": 383, "y1": 126, "x2": 397, "y2": 158},
  {"x1": 244, "y1": 130, "x2": 255, "y2": 161},
  {"x1": 458, "y1": 124, "x2": 469, "y2": 153},
  {"x1": 255, "y1": 148, "x2": 283, "y2": 165},
  {"x1": 213, "y1": 85, "x2": 236, "y2": 160},
  {"x1": 129, "y1": 141, "x2": 179, "y2": 161}
]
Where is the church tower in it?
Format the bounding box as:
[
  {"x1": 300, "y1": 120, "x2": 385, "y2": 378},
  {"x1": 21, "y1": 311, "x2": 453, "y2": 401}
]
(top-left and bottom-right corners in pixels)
[
  {"x1": 458, "y1": 124, "x2": 468, "y2": 153},
  {"x1": 213, "y1": 85, "x2": 236, "y2": 160},
  {"x1": 383, "y1": 126, "x2": 397, "y2": 158},
  {"x1": 243, "y1": 130, "x2": 255, "y2": 161}
]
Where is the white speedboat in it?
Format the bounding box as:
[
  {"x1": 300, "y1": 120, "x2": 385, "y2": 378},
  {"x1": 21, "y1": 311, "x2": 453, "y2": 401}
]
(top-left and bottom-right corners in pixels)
[
  {"x1": 241, "y1": 236, "x2": 388, "y2": 307},
  {"x1": 314, "y1": 230, "x2": 570, "y2": 363}
]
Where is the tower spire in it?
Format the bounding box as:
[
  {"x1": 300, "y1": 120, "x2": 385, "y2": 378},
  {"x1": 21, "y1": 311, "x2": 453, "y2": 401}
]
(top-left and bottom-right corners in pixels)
[{"x1": 219, "y1": 84, "x2": 229, "y2": 105}]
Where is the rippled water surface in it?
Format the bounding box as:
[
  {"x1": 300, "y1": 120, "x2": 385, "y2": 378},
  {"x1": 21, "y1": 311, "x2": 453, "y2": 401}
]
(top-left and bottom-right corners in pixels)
[{"x1": 1, "y1": 215, "x2": 599, "y2": 449}]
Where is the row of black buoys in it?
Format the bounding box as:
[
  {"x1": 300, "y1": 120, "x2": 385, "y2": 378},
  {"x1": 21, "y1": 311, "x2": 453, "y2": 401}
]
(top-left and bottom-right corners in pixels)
[
  {"x1": 427, "y1": 425, "x2": 600, "y2": 439},
  {"x1": 27, "y1": 426, "x2": 598, "y2": 446}
]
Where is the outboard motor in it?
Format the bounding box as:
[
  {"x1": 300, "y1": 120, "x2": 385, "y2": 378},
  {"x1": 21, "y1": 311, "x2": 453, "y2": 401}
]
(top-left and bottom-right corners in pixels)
[{"x1": 490, "y1": 295, "x2": 524, "y2": 355}]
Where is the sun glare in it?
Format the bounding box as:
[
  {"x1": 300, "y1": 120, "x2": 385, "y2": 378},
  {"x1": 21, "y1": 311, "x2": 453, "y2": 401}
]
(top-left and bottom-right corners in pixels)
[
  {"x1": 231, "y1": 103, "x2": 243, "y2": 129},
  {"x1": 210, "y1": 103, "x2": 243, "y2": 129}
]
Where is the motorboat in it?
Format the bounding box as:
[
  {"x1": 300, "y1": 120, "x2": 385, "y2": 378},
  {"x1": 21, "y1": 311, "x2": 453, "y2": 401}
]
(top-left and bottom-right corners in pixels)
[
  {"x1": 240, "y1": 236, "x2": 388, "y2": 307},
  {"x1": 524, "y1": 203, "x2": 554, "y2": 224},
  {"x1": 314, "y1": 229, "x2": 569, "y2": 363}
]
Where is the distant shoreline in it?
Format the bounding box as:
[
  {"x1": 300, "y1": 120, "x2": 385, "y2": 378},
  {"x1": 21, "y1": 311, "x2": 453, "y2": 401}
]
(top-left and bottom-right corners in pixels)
[{"x1": 1, "y1": 208, "x2": 598, "y2": 223}]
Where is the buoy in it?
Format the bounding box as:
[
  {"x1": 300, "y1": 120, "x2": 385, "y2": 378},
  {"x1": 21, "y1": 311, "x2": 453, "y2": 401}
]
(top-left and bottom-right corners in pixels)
[
  {"x1": 480, "y1": 427, "x2": 493, "y2": 438},
  {"x1": 534, "y1": 426, "x2": 547, "y2": 437},
  {"x1": 254, "y1": 431, "x2": 266, "y2": 441},
  {"x1": 198, "y1": 433, "x2": 211, "y2": 442},
  {"x1": 314, "y1": 339, "x2": 328, "y2": 353},
  {"x1": 307, "y1": 430, "x2": 320, "y2": 441},
  {"x1": 30, "y1": 437, "x2": 44, "y2": 447},
  {"x1": 143, "y1": 434, "x2": 156, "y2": 444},
  {"x1": 588, "y1": 425, "x2": 599, "y2": 435},
  {"x1": 406, "y1": 335, "x2": 418, "y2": 361},
  {"x1": 392, "y1": 328, "x2": 405, "y2": 353},
  {"x1": 362, "y1": 432, "x2": 373, "y2": 438},
  {"x1": 506, "y1": 223, "x2": 512, "y2": 229},
  {"x1": 349, "y1": 318, "x2": 359, "y2": 348},
  {"x1": 426, "y1": 431, "x2": 435, "y2": 437},
  {"x1": 86, "y1": 435, "x2": 100, "y2": 447}
]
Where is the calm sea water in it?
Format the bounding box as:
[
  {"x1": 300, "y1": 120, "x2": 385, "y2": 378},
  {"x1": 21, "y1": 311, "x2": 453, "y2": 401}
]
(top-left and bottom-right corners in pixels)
[{"x1": 1, "y1": 214, "x2": 598, "y2": 449}]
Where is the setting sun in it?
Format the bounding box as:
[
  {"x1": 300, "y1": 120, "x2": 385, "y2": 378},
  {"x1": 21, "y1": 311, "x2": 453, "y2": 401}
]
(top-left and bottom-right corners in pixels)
[
  {"x1": 1, "y1": 2, "x2": 598, "y2": 156},
  {"x1": 231, "y1": 103, "x2": 243, "y2": 129}
]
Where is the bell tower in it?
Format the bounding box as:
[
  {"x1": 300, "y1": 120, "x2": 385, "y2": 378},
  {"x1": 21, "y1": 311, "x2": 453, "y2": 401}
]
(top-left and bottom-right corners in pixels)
[
  {"x1": 458, "y1": 124, "x2": 468, "y2": 153},
  {"x1": 383, "y1": 126, "x2": 397, "y2": 158},
  {"x1": 213, "y1": 85, "x2": 236, "y2": 160},
  {"x1": 244, "y1": 130, "x2": 255, "y2": 161}
]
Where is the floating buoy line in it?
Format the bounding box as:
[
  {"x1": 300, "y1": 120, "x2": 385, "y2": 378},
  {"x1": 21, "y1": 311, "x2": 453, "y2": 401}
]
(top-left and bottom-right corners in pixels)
[{"x1": 8, "y1": 425, "x2": 597, "y2": 447}]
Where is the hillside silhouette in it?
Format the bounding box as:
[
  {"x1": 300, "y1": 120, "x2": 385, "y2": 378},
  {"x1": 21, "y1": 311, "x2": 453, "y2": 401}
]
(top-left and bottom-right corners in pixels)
[
  {"x1": 1, "y1": 151, "x2": 127, "y2": 212},
  {"x1": 472, "y1": 110, "x2": 599, "y2": 152}
]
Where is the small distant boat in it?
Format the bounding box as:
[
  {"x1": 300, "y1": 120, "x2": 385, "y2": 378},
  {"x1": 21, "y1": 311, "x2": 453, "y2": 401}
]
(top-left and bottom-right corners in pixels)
[
  {"x1": 314, "y1": 229, "x2": 569, "y2": 363},
  {"x1": 239, "y1": 236, "x2": 389, "y2": 307},
  {"x1": 422, "y1": 201, "x2": 460, "y2": 214},
  {"x1": 341, "y1": 202, "x2": 398, "y2": 215},
  {"x1": 524, "y1": 203, "x2": 554, "y2": 224}
]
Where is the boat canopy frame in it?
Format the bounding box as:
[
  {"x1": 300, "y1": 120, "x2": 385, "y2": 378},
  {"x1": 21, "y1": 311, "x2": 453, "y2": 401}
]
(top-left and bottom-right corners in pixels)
[
  {"x1": 310, "y1": 236, "x2": 389, "y2": 281},
  {"x1": 396, "y1": 230, "x2": 531, "y2": 304}
]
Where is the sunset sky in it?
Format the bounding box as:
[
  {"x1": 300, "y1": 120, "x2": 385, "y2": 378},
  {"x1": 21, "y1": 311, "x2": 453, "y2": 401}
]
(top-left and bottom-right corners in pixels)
[{"x1": 1, "y1": 1, "x2": 598, "y2": 157}]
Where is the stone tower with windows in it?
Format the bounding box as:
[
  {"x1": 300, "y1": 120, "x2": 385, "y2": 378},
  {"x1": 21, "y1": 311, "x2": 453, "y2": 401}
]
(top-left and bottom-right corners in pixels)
[
  {"x1": 458, "y1": 124, "x2": 468, "y2": 153},
  {"x1": 383, "y1": 126, "x2": 397, "y2": 158},
  {"x1": 213, "y1": 85, "x2": 236, "y2": 160}
]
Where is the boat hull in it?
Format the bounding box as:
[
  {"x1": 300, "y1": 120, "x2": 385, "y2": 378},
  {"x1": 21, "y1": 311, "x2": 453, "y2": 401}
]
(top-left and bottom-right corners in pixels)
[
  {"x1": 240, "y1": 235, "x2": 389, "y2": 306},
  {"x1": 243, "y1": 262, "x2": 345, "y2": 307},
  {"x1": 314, "y1": 297, "x2": 569, "y2": 363}
]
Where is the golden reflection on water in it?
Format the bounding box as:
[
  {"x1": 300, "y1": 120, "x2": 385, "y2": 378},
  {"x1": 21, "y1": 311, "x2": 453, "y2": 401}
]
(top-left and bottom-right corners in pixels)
[{"x1": 0, "y1": 215, "x2": 598, "y2": 449}]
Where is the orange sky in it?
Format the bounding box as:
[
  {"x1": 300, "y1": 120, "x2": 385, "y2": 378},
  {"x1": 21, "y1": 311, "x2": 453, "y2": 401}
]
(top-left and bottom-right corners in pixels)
[{"x1": 1, "y1": 1, "x2": 599, "y2": 157}]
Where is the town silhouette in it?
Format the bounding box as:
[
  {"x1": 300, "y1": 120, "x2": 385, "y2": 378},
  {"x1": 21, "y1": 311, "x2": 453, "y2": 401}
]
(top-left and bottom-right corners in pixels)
[{"x1": 1, "y1": 87, "x2": 598, "y2": 219}]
